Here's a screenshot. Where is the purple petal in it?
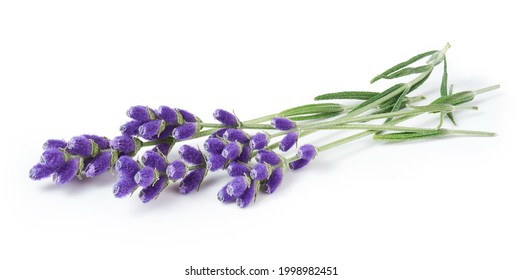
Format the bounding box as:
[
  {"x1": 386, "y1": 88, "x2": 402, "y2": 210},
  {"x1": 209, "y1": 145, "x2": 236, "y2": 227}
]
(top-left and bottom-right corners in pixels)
[
  {"x1": 179, "y1": 168, "x2": 206, "y2": 194},
  {"x1": 298, "y1": 144, "x2": 317, "y2": 160},
  {"x1": 134, "y1": 166, "x2": 157, "y2": 188},
  {"x1": 42, "y1": 139, "x2": 67, "y2": 150},
  {"x1": 66, "y1": 136, "x2": 94, "y2": 157},
  {"x1": 217, "y1": 185, "x2": 236, "y2": 203},
  {"x1": 115, "y1": 156, "x2": 140, "y2": 178},
  {"x1": 120, "y1": 120, "x2": 142, "y2": 137},
  {"x1": 213, "y1": 109, "x2": 239, "y2": 127},
  {"x1": 226, "y1": 176, "x2": 249, "y2": 197},
  {"x1": 85, "y1": 151, "x2": 112, "y2": 178},
  {"x1": 265, "y1": 168, "x2": 283, "y2": 194},
  {"x1": 210, "y1": 128, "x2": 227, "y2": 138},
  {"x1": 227, "y1": 161, "x2": 250, "y2": 177},
  {"x1": 288, "y1": 158, "x2": 311, "y2": 170},
  {"x1": 142, "y1": 150, "x2": 167, "y2": 171},
  {"x1": 179, "y1": 145, "x2": 205, "y2": 165},
  {"x1": 208, "y1": 154, "x2": 227, "y2": 171},
  {"x1": 110, "y1": 135, "x2": 136, "y2": 154},
  {"x1": 166, "y1": 160, "x2": 186, "y2": 180},
  {"x1": 156, "y1": 106, "x2": 181, "y2": 125},
  {"x1": 255, "y1": 150, "x2": 281, "y2": 166},
  {"x1": 279, "y1": 131, "x2": 298, "y2": 152},
  {"x1": 138, "y1": 120, "x2": 165, "y2": 139},
  {"x1": 173, "y1": 122, "x2": 197, "y2": 140},
  {"x1": 222, "y1": 142, "x2": 242, "y2": 160},
  {"x1": 223, "y1": 129, "x2": 250, "y2": 143},
  {"x1": 113, "y1": 176, "x2": 138, "y2": 198},
  {"x1": 53, "y1": 158, "x2": 80, "y2": 185},
  {"x1": 29, "y1": 164, "x2": 56, "y2": 180},
  {"x1": 250, "y1": 133, "x2": 269, "y2": 150},
  {"x1": 83, "y1": 134, "x2": 110, "y2": 150},
  {"x1": 236, "y1": 181, "x2": 256, "y2": 208},
  {"x1": 177, "y1": 109, "x2": 197, "y2": 123},
  {"x1": 139, "y1": 175, "x2": 167, "y2": 203},
  {"x1": 204, "y1": 138, "x2": 226, "y2": 155},
  {"x1": 40, "y1": 148, "x2": 65, "y2": 169},
  {"x1": 251, "y1": 163, "x2": 270, "y2": 180},
  {"x1": 236, "y1": 145, "x2": 251, "y2": 163},
  {"x1": 127, "y1": 106, "x2": 155, "y2": 122},
  {"x1": 271, "y1": 117, "x2": 295, "y2": 131},
  {"x1": 154, "y1": 143, "x2": 172, "y2": 156}
]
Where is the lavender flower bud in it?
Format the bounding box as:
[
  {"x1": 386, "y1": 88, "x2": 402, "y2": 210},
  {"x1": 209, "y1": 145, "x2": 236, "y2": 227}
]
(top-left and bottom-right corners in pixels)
[
  {"x1": 142, "y1": 150, "x2": 167, "y2": 171},
  {"x1": 210, "y1": 128, "x2": 227, "y2": 138},
  {"x1": 134, "y1": 166, "x2": 157, "y2": 188},
  {"x1": 110, "y1": 135, "x2": 137, "y2": 154},
  {"x1": 53, "y1": 158, "x2": 80, "y2": 185},
  {"x1": 173, "y1": 122, "x2": 198, "y2": 140},
  {"x1": 179, "y1": 168, "x2": 206, "y2": 194},
  {"x1": 217, "y1": 185, "x2": 236, "y2": 203},
  {"x1": 213, "y1": 109, "x2": 239, "y2": 127},
  {"x1": 178, "y1": 108, "x2": 197, "y2": 122},
  {"x1": 120, "y1": 120, "x2": 142, "y2": 137},
  {"x1": 154, "y1": 143, "x2": 172, "y2": 156},
  {"x1": 67, "y1": 136, "x2": 98, "y2": 157},
  {"x1": 227, "y1": 161, "x2": 250, "y2": 177},
  {"x1": 279, "y1": 131, "x2": 298, "y2": 152},
  {"x1": 166, "y1": 160, "x2": 186, "y2": 180},
  {"x1": 237, "y1": 181, "x2": 256, "y2": 208},
  {"x1": 127, "y1": 105, "x2": 155, "y2": 122},
  {"x1": 29, "y1": 164, "x2": 55, "y2": 180},
  {"x1": 250, "y1": 133, "x2": 269, "y2": 150},
  {"x1": 179, "y1": 145, "x2": 205, "y2": 165},
  {"x1": 83, "y1": 135, "x2": 110, "y2": 150},
  {"x1": 113, "y1": 176, "x2": 137, "y2": 198},
  {"x1": 204, "y1": 138, "x2": 226, "y2": 155},
  {"x1": 251, "y1": 163, "x2": 271, "y2": 181},
  {"x1": 155, "y1": 125, "x2": 175, "y2": 140},
  {"x1": 236, "y1": 145, "x2": 251, "y2": 163},
  {"x1": 288, "y1": 158, "x2": 311, "y2": 170},
  {"x1": 255, "y1": 150, "x2": 281, "y2": 166},
  {"x1": 226, "y1": 176, "x2": 249, "y2": 197},
  {"x1": 298, "y1": 144, "x2": 317, "y2": 160},
  {"x1": 115, "y1": 156, "x2": 140, "y2": 178},
  {"x1": 265, "y1": 167, "x2": 283, "y2": 194},
  {"x1": 42, "y1": 139, "x2": 67, "y2": 149},
  {"x1": 223, "y1": 129, "x2": 250, "y2": 143},
  {"x1": 139, "y1": 175, "x2": 167, "y2": 203},
  {"x1": 156, "y1": 106, "x2": 181, "y2": 125},
  {"x1": 85, "y1": 151, "x2": 112, "y2": 178},
  {"x1": 40, "y1": 148, "x2": 65, "y2": 169},
  {"x1": 139, "y1": 120, "x2": 166, "y2": 139},
  {"x1": 222, "y1": 142, "x2": 242, "y2": 160},
  {"x1": 208, "y1": 154, "x2": 227, "y2": 171},
  {"x1": 271, "y1": 117, "x2": 295, "y2": 131}
]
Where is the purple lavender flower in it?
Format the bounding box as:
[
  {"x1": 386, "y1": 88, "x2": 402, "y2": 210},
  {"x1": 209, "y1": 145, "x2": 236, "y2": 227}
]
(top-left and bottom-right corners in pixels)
[
  {"x1": 120, "y1": 120, "x2": 142, "y2": 137},
  {"x1": 139, "y1": 120, "x2": 166, "y2": 139},
  {"x1": 298, "y1": 144, "x2": 317, "y2": 160},
  {"x1": 208, "y1": 154, "x2": 227, "y2": 171},
  {"x1": 223, "y1": 129, "x2": 250, "y2": 143},
  {"x1": 226, "y1": 176, "x2": 249, "y2": 197},
  {"x1": 271, "y1": 117, "x2": 295, "y2": 131},
  {"x1": 255, "y1": 150, "x2": 281, "y2": 166},
  {"x1": 265, "y1": 167, "x2": 283, "y2": 194},
  {"x1": 139, "y1": 175, "x2": 167, "y2": 203},
  {"x1": 213, "y1": 109, "x2": 239, "y2": 127},
  {"x1": 288, "y1": 158, "x2": 311, "y2": 170},
  {"x1": 142, "y1": 150, "x2": 167, "y2": 171},
  {"x1": 217, "y1": 185, "x2": 236, "y2": 203},
  {"x1": 179, "y1": 145, "x2": 205, "y2": 165},
  {"x1": 237, "y1": 181, "x2": 256, "y2": 208},
  {"x1": 173, "y1": 122, "x2": 198, "y2": 140},
  {"x1": 227, "y1": 161, "x2": 251, "y2": 177},
  {"x1": 250, "y1": 133, "x2": 269, "y2": 150},
  {"x1": 67, "y1": 136, "x2": 97, "y2": 157},
  {"x1": 156, "y1": 106, "x2": 181, "y2": 125},
  {"x1": 178, "y1": 109, "x2": 197, "y2": 123},
  {"x1": 279, "y1": 131, "x2": 298, "y2": 152},
  {"x1": 115, "y1": 156, "x2": 140, "y2": 178},
  {"x1": 127, "y1": 106, "x2": 155, "y2": 122},
  {"x1": 166, "y1": 160, "x2": 186, "y2": 180},
  {"x1": 134, "y1": 166, "x2": 157, "y2": 188},
  {"x1": 222, "y1": 141, "x2": 242, "y2": 160},
  {"x1": 42, "y1": 139, "x2": 67, "y2": 149},
  {"x1": 113, "y1": 176, "x2": 138, "y2": 198},
  {"x1": 85, "y1": 151, "x2": 112, "y2": 178},
  {"x1": 154, "y1": 125, "x2": 175, "y2": 140},
  {"x1": 204, "y1": 138, "x2": 226, "y2": 155},
  {"x1": 251, "y1": 163, "x2": 271, "y2": 181},
  {"x1": 40, "y1": 148, "x2": 65, "y2": 169},
  {"x1": 154, "y1": 143, "x2": 172, "y2": 156},
  {"x1": 210, "y1": 128, "x2": 227, "y2": 138},
  {"x1": 53, "y1": 158, "x2": 80, "y2": 185},
  {"x1": 236, "y1": 145, "x2": 251, "y2": 163},
  {"x1": 110, "y1": 135, "x2": 137, "y2": 155},
  {"x1": 29, "y1": 164, "x2": 55, "y2": 180},
  {"x1": 83, "y1": 135, "x2": 110, "y2": 150},
  {"x1": 179, "y1": 168, "x2": 206, "y2": 194}
]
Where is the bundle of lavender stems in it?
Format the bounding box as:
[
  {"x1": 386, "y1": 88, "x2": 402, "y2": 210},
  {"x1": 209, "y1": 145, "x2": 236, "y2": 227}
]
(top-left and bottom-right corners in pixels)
[{"x1": 29, "y1": 44, "x2": 498, "y2": 208}]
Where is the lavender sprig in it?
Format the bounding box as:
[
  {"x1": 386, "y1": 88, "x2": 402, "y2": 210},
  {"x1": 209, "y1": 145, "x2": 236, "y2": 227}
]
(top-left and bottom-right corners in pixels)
[{"x1": 29, "y1": 44, "x2": 499, "y2": 208}]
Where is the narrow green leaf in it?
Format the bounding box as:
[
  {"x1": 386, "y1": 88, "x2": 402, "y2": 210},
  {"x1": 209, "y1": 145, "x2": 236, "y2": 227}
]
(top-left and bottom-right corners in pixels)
[
  {"x1": 373, "y1": 130, "x2": 446, "y2": 142},
  {"x1": 379, "y1": 64, "x2": 433, "y2": 80},
  {"x1": 288, "y1": 111, "x2": 342, "y2": 121},
  {"x1": 370, "y1": 50, "x2": 437, "y2": 84},
  {"x1": 431, "y1": 91, "x2": 474, "y2": 106},
  {"x1": 441, "y1": 57, "x2": 448, "y2": 97},
  {"x1": 349, "y1": 83, "x2": 404, "y2": 113},
  {"x1": 279, "y1": 103, "x2": 344, "y2": 117},
  {"x1": 314, "y1": 91, "x2": 378, "y2": 101}
]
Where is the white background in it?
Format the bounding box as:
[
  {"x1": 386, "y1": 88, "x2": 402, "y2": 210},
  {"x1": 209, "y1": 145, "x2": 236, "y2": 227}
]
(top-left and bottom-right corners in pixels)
[{"x1": 1, "y1": 1, "x2": 520, "y2": 279}]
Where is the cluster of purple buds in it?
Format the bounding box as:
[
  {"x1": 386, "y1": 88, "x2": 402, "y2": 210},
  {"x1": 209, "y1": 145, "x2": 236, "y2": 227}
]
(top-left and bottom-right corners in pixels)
[
  {"x1": 271, "y1": 117, "x2": 299, "y2": 152},
  {"x1": 30, "y1": 134, "x2": 116, "y2": 185}
]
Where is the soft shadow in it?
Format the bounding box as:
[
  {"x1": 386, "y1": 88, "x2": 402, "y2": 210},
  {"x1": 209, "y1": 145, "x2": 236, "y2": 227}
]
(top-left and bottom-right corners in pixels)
[{"x1": 39, "y1": 172, "x2": 115, "y2": 195}]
